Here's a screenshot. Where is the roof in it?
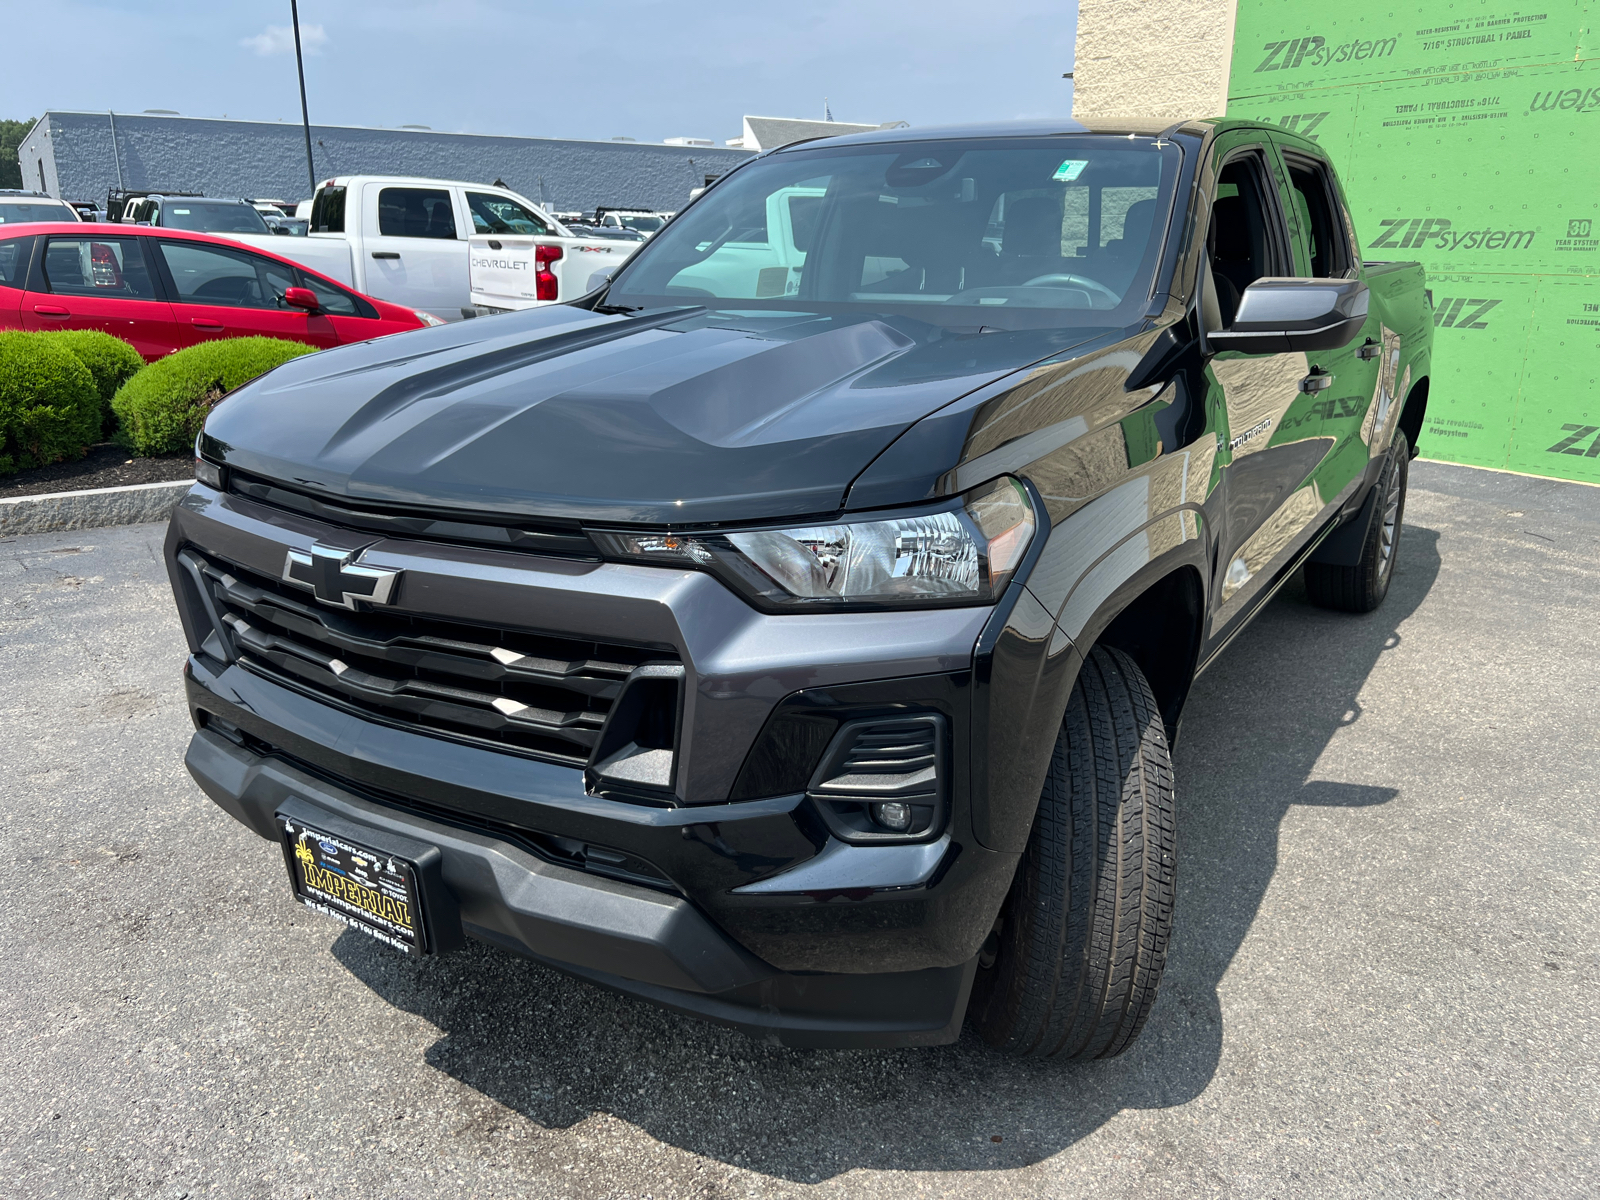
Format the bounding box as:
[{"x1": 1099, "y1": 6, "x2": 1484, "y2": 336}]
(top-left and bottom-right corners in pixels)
[{"x1": 770, "y1": 116, "x2": 1229, "y2": 151}]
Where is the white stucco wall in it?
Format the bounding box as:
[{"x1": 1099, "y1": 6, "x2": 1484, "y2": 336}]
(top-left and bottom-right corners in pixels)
[{"x1": 1072, "y1": 0, "x2": 1240, "y2": 121}]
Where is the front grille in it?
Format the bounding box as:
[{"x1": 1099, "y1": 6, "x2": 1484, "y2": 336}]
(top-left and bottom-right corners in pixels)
[{"x1": 182, "y1": 549, "x2": 678, "y2": 767}]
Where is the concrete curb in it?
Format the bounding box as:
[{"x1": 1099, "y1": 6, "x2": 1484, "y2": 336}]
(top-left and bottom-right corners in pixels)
[{"x1": 0, "y1": 479, "x2": 191, "y2": 538}]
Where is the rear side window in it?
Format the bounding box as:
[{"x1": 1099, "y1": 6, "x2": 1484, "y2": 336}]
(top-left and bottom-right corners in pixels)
[
  {"x1": 0, "y1": 237, "x2": 32, "y2": 286},
  {"x1": 310, "y1": 186, "x2": 346, "y2": 234},
  {"x1": 1282, "y1": 153, "x2": 1353, "y2": 278},
  {"x1": 466, "y1": 192, "x2": 550, "y2": 235},
  {"x1": 41, "y1": 237, "x2": 158, "y2": 299},
  {"x1": 158, "y1": 241, "x2": 294, "y2": 308},
  {"x1": 378, "y1": 188, "x2": 458, "y2": 239}
]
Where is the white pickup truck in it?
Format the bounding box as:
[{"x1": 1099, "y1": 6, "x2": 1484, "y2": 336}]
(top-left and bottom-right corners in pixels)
[{"x1": 269, "y1": 176, "x2": 634, "y2": 320}]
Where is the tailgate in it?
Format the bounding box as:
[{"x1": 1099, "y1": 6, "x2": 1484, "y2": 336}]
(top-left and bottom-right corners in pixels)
[
  {"x1": 469, "y1": 236, "x2": 541, "y2": 306},
  {"x1": 469, "y1": 236, "x2": 635, "y2": 309}
]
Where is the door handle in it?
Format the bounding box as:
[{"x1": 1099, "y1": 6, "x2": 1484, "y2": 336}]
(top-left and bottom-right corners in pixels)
[
  {"x1": 189, "y1": 318, "x2": 226, "y2": 331},
  {"x1": 32, "y1": 304, "x2": 70, "y2": 318},
  {"x1": 371, "y1": 251, "x2": 401, "y2": 260},
  {"x1": 1355, "y1": 339, "x2": 1381, "y2": 361},
  {"x1": 1299, "y1": 371, "x2": 1334, "y2": 393}
]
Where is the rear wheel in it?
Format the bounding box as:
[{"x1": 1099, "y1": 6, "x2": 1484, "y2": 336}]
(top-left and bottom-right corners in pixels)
[
  {"x1": 969, "y1": 645, "x2": 1177, "y2": 1059},
  {"x1": 1305, "y1": 431, "x2": 1409, "y2": 613}
]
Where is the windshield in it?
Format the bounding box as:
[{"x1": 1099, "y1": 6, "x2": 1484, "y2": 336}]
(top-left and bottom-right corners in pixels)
[
  {"x1": 606, "y1": 136, "x2": 1179, "y2": 330},
  {"x1": 618, "y1": 214, "x2": 664, "y2": 232},
  {"x1": 0, "y1": 200, "x2": 74, "y2": 224},
  {"x1": 161, "y1": 202, "x2": 270, "y2": 234}
]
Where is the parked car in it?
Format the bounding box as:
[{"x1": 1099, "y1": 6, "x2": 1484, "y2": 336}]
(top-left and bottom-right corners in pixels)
[
  {"x1": 113, "y1": 194, "x2": 354, "y2": 286},
  {"x1": 262, "y1": 214, "x2": 310, "y2": 237},
  {"x1": 65, "y1": 200, "x2": 104, "y2": 222},
  {"x1": 167, "y1": 117, "x2": 1432, "y2": 1054},
  {"x1": 274, "y1": 175, "x2": 637, "y2": 320},
  {"x1": 0, "y1": 222, "x2": 437, "y2": 360},
  {"x1": 106, "y1": 189, "x2": 199, "y2": 224},
  {"x1": 0, "y1": 190, "x2": 80, "y2": 225},
  {"x1": 594, "y1": 207, "x2": 673, "y2": 236}
]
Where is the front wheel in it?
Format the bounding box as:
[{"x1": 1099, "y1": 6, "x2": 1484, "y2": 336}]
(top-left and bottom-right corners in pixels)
[
  {"x1": 1305, "y1": 430, "x2": 1410, "y2": 613},
  {"x1": 969, "y1": 645, "x2": 1177, "y2": 1059}
]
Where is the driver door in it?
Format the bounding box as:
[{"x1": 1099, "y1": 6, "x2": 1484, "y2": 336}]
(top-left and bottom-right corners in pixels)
[{"x1": 1202, "y1": 136, "x2": 1321, "y2": 648}]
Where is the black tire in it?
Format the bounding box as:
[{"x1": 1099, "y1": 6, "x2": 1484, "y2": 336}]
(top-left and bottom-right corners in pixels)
[
  {"x1": 1305, "y1": 430, "x2": 1409, "y2": 613},
  {"x1": 969, "y1": 645, "x2": 1177, "y2": 1059}
]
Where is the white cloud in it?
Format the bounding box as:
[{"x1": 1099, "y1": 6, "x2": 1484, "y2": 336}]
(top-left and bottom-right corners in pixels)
[{"x1": 241, "y1": 23, "x2": 328, "y2": 57}]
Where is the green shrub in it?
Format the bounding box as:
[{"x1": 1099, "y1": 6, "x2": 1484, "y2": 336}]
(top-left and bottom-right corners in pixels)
[
  {"x1": 0, "y1": 330, "x2": 101, "y2": 476},
  {"x1": 111, "y1": 337, "x2": 318, "y2": 457},
  {"x1": 37, "y1": 329, "x2": 145, "y2": 437}
]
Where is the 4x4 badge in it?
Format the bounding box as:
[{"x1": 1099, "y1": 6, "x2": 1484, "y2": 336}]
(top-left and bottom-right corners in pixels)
[{"x1": 282, "y1": 543, "x2": 400, "y2": 609}]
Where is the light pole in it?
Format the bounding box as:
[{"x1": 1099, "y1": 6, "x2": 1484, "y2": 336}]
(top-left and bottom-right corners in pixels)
[{"x1": 290, "y1": 0, "x2": 316, "y2": 198}]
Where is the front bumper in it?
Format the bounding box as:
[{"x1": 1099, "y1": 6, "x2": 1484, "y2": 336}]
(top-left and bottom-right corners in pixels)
[{"x1": 188, "y1": 722, "x2": 976, "y2": 1048}]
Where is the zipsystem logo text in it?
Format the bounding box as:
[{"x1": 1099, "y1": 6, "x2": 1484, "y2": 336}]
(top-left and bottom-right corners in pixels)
[{"x1": 1255, "y1": 35, "x2": 1398, "y2": 72}]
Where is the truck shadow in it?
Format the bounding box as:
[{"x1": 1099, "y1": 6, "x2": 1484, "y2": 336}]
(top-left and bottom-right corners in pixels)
[{"x1": 333, "y1": 526, "x2": 1441, "y2": 1181}]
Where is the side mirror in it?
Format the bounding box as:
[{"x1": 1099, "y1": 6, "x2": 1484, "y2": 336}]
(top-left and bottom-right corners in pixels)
[
  {"x1": 283, "y1": 286, "x2": 320, "y2": 312},
  {"x1": 1207, "y1": 277, "x2": 1368, "y2": 354}
]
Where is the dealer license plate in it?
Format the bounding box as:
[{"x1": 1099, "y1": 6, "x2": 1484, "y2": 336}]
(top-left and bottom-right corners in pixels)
[{"x1": 278, "y1": 815, "x2": 425, "y2": 955}]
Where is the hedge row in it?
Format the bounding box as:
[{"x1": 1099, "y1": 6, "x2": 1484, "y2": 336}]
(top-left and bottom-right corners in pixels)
[{"x1": 0, "y1": 331, "x2": 316, "y2": 474}]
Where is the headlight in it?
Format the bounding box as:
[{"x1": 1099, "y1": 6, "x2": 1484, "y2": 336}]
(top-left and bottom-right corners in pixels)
[
  {"x1": 591, "y1": 476, "x2": 1036, "y2": 610},
  {"x1": 413, "y1": 308, "x2": 448, "y2": 327}
]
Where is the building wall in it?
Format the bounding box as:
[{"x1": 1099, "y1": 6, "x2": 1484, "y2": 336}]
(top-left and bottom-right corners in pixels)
[
  {"x1": 1071, "y1": 0, "x2": 1238, "y2": 119},
  {"x1": 18, "y1": 111, "x2": 755, "y2": 212},
  {"x1": 1073, "y1": 0, "x2": 1599, "y2": 485},
  {"x1": 1227, "y1": 0, "x2": 1600, "y2": 485}
]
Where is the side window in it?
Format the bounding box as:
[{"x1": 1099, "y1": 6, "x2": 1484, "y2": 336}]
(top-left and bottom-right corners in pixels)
[
  {"x1": 310, "y1": 186, "x2": 345, "y2": 234},
  {"x1": 0, "y1": 237, "x2": 32, "y2": 286},
  {"x1": 1282, "y1": 154, "x2": 1352, "y2": 278},
  {"x1": 378, "y1": 188, "x2": 458, "y2": 239},
  {"x1": 41, "y1": 237, "x2": 158, "y2": 299},
  {"x1": 1207, "y1": 152, "x2": 1289, "y2": 327},
  {"x1": 158, "y1": 241, "x2": 291, "y2": 308},
  {"x1": 465, "y1": 192, "x2": 551, "y2": 236}
]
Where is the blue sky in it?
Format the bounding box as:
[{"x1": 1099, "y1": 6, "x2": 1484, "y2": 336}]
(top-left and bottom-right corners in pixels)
[{"x1": 2, "y1": 1, "x2": 1078, "y2": 143}]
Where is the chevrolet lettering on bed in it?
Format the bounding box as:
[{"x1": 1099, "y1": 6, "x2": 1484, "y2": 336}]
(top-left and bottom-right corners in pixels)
[{"x1": 167, "y1": 117, "x2": 1431, "y2": 1056}]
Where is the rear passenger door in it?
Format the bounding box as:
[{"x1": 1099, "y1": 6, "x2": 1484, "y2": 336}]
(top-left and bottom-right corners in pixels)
[
  {"x1": 362, "y1": 185, "x2": 466, "y2": 319},
  {"x1": 1271, "y1": 138, "x2": 1391, "y2": 494},
  {"x1": 153, "y1": 240, "x2": 341, "y2": 350},
  {"x1": 22, "y1": 234, "x2": 179, "y2": 359}
]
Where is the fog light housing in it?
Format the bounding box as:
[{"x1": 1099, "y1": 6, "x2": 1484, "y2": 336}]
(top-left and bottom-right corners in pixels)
[
  {"x1": 806, "y1": 714, "x2": 947, "y2": 844},
  {"x1": 872, "y1": 802, "x2": 913, "y2": 832}
]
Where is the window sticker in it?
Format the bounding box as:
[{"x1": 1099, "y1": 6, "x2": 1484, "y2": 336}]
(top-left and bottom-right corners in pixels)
[{"x1": 1052, "y1": 160, "x2": 1089, "y2": 182}]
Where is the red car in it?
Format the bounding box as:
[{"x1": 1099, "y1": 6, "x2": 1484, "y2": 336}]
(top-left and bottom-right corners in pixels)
[{"x1": 0, "y1": 223, "x2": 438, "y2": 360}]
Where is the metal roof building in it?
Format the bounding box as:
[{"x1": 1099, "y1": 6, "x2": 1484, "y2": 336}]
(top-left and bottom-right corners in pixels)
[{"x1": 17, "y1": 110, "x2": 756, "y2": 211}]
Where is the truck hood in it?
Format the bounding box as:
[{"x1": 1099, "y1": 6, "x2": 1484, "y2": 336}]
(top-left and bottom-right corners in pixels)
[{"x1": 202, "y1": 304, "x2": 1102, "y2": 525}]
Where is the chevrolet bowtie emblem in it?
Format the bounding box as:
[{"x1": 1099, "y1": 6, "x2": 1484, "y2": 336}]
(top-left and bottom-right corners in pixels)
[{"x1": 282, "y1": 543, "x2": 400, "y2": 609}]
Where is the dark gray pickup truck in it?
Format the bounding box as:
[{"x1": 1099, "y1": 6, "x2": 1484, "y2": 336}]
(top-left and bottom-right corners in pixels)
[{"x1": 167, "y1": 117, "x2": 1432, "y2": 1056}]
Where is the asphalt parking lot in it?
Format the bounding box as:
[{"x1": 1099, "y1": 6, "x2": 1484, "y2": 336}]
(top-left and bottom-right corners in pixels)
[{"x1": 1, "y1": 459, "x2": 1595, "y2": 1199}]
